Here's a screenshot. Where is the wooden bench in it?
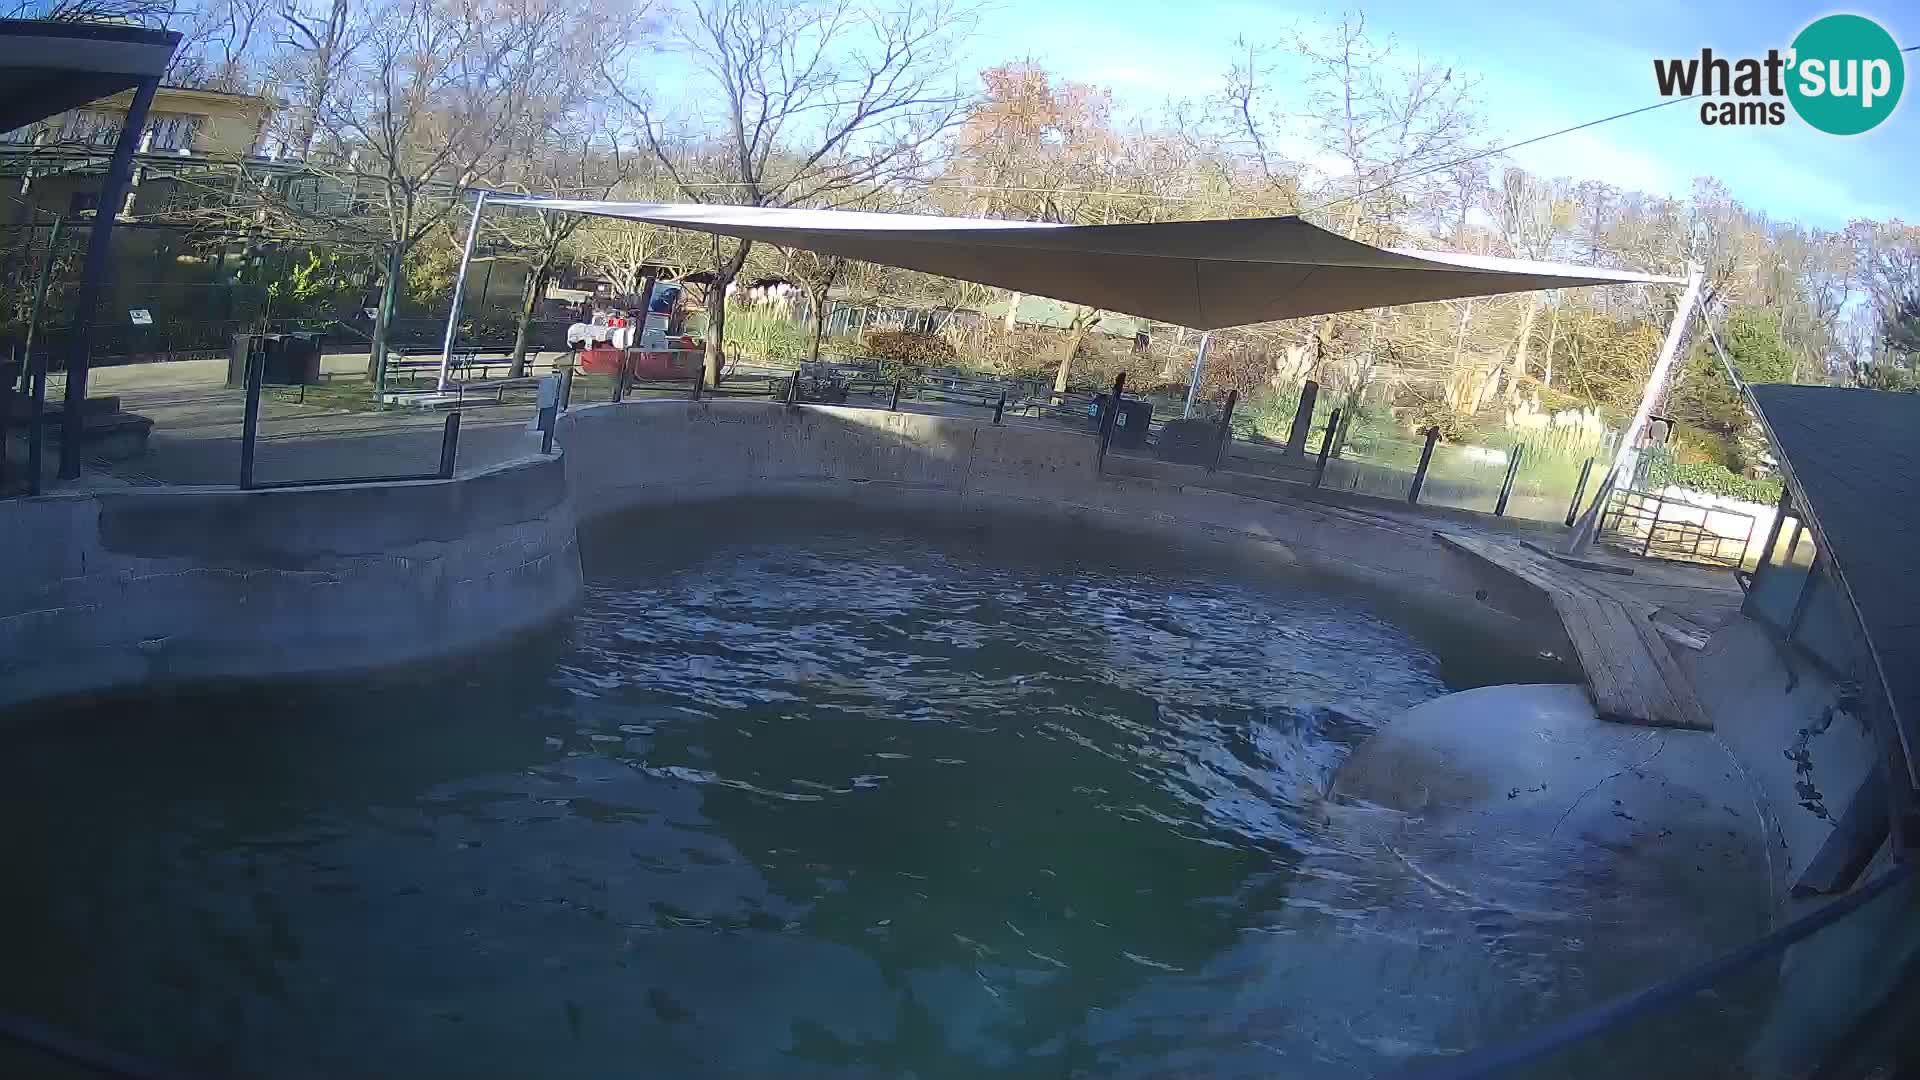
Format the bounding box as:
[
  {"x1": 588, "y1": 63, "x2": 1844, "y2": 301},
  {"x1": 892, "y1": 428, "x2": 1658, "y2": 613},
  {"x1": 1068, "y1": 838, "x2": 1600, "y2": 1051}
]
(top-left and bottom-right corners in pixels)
[{"x1": 384, "y1": 350, "x2": 526, "y2": 382}]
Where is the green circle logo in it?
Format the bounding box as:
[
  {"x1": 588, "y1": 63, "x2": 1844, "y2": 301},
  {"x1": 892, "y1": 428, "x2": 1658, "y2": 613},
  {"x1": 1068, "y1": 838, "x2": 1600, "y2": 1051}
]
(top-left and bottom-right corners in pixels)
[{"x1": 1787, "y1": 14, "x2": 1904, "y2": 135}]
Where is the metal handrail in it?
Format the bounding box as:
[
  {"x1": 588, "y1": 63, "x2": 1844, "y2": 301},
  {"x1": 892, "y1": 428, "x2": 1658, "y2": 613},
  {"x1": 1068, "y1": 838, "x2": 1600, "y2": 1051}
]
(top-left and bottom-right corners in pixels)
[
  {"x1": 238, "y1": 342, "x2": 461, "y2": 489},
  {"x1": 1392, "y1": 860, "x2": 1914, "y2": 1080},
  {"x1": 1600, "y1": 487, "x2": 1756, "y2": 567}
]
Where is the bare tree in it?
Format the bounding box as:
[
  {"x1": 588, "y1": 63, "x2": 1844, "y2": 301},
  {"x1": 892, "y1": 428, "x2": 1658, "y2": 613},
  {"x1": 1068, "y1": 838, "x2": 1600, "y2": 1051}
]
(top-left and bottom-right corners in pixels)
[
  {"x1": 786, "y1": 247, "x2": 846, "y2": 361},
  {"x1": 491, "y1": 135, "x2": 631, "y2": 377},
  {"x1": 484, "y1": 10, "x2": 645, "y2": 378},
  {"x1": 5, "y1": 0, "x2": 177, "y2": 25},
  {"x1": 1485, "y1": 168, "x2": 1572, "y2": 403},
  {"x1": 318, "y1": 0, "x2": 575, "y2": 386},
  {"x1": 275, "y1": 0, "x2": 354, "y2": 157},
  {"x1": 165, "y1": 0, "x2": 276, "y2": 90},
  {"x1": 1228, "y1": 10, "x2": 1484, "y2": 243},
  {"x1": 572, "y1": 223, "x2": 706, "y2": 310},
  {"x1": 605, "y1": 0, "x2": 977, "y2": 384},
  {"x1": 942, "y1": 61, "x2": 1141, "y2": 393}
]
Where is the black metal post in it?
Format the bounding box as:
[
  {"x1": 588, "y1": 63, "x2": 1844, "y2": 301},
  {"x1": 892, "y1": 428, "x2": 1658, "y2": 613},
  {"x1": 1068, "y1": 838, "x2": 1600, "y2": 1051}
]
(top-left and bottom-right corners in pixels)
[
  {"x1": 1753, "y1": 485, "x2": 1793, "y2": 577},
  {"x1": 26, "y1": 349, "x2": 46, "y2": 496},
  {"x1": 558, "y1": 365, "x2": 574, "y2": 411},
  {"x1": 1286, "y1": 379, "x2": 1319, "y2": 457},
  {"x1": 889, "y1": 377, "x2": 902, "y2": 411},
  {"x1": 540, "y1": 406, "x2": 556, "y2": 454},
  {"x1": 634, "y1": 275, "x2": 658, "y2": 339},
  {"x1": 61, "y1": 77, "x2": 159, "y2": 480},
  {"x1": 1332, "y1": 406, "x2": 1354, "y2": 460},
  {"x1": 239, "y1": 341, "x2": 264, "y2": 489},
  {"x1": 1786, "y1": 549, "x2": 1826, "y2": 643},
  {"x1": 22, "y1": 213, "x2": 61, "y2": 395},
  {"x1": 1566, "y1": 457, "x2": 1595, "y2": 527},
  {"x1": 1209, "y1": 389, "x2": 1239, "y2": 473},
  {"x1": 1095, "y1": 372, "x2": 1126, "y2": 475},
  {"x1": 1494, "y1": 444, "x2": 1525, "y2": 517},
  {"x1": 1734, "y1": 516, "x2": 1756, "y2": 571},
  {"x1": 1407, "y1": 426, "x2": 1439, "y2": 504},
  {"x1": 612, "y1": 362, "x2": 626, "y2": 402},
  {"x1": 1313, "y1": 406, "x2": 1342, "y2": 488},
  {"x1": 993, "y1": 391, "x2": 1005, "y2": 424},
  {"x1": 437, "y1": 410, "x2": 461, "y2": 478},
  {"x1": 1641, "y1": 496, "x2": 1666, "y2": 557},
  {"x1": 692, "y1": 366, "x2": 705, "y2": 401},
  {"x1": 0, "y1": 349, "x2": 12, "y2": 487},
  {"x1": 1780, "y1": 518, "x2": 1805, "y2": 570},
  {"x1": 785, "y1": 370, "x2": 800, "y2": 407}
]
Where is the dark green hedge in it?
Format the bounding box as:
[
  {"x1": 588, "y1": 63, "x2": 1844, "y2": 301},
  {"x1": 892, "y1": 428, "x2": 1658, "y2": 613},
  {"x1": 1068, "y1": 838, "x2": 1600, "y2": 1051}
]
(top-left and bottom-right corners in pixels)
[{"x1": 1647, "y1": 459, "x2": 1783, "y2": 505}]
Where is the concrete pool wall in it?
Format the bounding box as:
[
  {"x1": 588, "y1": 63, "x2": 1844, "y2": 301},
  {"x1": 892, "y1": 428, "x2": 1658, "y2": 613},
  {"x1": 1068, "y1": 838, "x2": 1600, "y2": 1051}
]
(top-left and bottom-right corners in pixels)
[
  {"x1": 0, "y1": 398, "x2": 1564, "y2": 709},
  {"x1": 0, "y1": 454, "x2": 582, "y2": 710},
  {"x1": 559, "y1": 399, "x2": 1570, "y2": 653}
]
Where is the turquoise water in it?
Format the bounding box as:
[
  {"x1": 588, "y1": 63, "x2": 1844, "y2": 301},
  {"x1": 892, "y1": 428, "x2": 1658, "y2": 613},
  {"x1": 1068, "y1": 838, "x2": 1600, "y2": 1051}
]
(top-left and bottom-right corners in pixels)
[{"x1": 0, "y1": 504, "x2": 1748, "y2": 1079}]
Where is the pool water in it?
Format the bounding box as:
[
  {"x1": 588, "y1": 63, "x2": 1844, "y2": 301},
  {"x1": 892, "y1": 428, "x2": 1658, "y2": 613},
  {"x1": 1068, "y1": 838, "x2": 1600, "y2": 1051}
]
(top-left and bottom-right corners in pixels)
[{"x1": 0, "y1": 504, "x2": 1740, "y2": 1078}]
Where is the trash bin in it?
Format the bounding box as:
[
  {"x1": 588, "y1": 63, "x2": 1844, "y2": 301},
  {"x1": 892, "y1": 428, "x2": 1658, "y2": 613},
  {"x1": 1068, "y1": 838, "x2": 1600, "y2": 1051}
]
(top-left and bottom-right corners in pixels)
[
  {"x1": 270, "y1": 332, "x2": 324, "y2": 384},
  {"x1": 1090, "y1": 395, "x2": 1153, "y2": 449},
  {"x1": 228, "y1": 333, "x2": 324, "y2": 387}
]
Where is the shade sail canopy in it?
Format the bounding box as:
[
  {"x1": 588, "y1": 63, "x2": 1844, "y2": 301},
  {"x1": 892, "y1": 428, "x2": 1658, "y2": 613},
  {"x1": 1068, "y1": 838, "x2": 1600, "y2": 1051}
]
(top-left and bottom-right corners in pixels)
[
  {"x1": 487, "y1": 198, "x2": 1681, "y2": 330},
  {"x1": 0, "y1": 19, "x2": 180, "y2": 135}
]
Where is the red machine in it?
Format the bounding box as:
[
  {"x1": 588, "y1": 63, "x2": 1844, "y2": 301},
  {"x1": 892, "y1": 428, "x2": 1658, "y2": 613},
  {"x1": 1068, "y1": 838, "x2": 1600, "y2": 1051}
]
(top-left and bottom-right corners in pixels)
[
  {"x1": 575, "y1": 335, "x2": 705, "y2": 378},
  {"x1": 572, "y1": 283, "x2": 700, "y2": 379}
]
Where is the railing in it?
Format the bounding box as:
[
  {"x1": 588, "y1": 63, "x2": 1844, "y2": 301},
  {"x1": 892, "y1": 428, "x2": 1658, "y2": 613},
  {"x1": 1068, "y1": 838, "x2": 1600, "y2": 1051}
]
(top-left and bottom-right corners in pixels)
[
  {"x1": 1599, "y1": 488, "x2": 1756, "y2": 567},
  {"x1": 236, "y1": 338, "x2": 463, "y2": 490},
  {"x1": 588, "y1": 353, "x2": 1024, "y2": 423},
  {"x1": 1389, "y1": 859, "x2": 1915, "y2": 1080}
]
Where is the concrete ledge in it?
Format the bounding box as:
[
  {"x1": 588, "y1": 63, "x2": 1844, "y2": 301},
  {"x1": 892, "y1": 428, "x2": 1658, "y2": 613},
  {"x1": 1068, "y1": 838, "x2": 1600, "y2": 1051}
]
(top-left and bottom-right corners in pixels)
[{"x1": 0, "y1": 454, "x2": 582, "y2": 710}]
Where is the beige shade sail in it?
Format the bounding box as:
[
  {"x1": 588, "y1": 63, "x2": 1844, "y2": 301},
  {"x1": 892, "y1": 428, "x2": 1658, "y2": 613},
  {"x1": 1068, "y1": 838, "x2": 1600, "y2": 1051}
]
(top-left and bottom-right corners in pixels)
[{"x1": 486, "y1": 198, "x2": 1681, "y2": 330}]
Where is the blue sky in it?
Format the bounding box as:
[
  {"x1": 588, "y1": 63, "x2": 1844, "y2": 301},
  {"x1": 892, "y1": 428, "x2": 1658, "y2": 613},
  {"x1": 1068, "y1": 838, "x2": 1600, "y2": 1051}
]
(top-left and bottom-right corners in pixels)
[{"x1": 957, "y1": 0, "x2": 1917, "y2": 230}]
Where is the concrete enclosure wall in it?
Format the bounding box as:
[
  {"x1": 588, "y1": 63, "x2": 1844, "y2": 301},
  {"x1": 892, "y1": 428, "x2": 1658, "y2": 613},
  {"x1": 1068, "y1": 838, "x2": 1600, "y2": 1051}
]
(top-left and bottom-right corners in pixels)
[
  {"x1": 1, "y1": 399, "x2": 1563, "y2": 712},
  {"x1": 560, "y1": 400, "x2": 1571, "y2": 655},
  {"x1": 0, "y1": 455, "x2": 582, "y2": 709}
]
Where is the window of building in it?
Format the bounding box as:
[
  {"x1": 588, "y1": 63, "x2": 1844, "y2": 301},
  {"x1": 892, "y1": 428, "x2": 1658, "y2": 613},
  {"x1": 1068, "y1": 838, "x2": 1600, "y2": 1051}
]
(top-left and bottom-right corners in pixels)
[
  {"x1": 145, "y1": 113, "x2": 201, "y2": 152},
  {"x1": 57, "y1": 110, "x2": 123, "y2": 146}
]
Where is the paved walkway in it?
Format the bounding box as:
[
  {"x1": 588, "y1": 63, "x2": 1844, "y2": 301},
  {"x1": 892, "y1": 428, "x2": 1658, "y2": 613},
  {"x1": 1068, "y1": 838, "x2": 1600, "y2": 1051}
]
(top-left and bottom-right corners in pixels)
[{"x1": 68, "y1": 355, "x2": 553, "y2": 488}]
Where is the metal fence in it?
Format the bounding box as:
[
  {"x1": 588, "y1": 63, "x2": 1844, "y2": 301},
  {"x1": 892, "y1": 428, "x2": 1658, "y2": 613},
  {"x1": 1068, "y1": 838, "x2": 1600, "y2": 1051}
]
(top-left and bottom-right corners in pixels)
[
  {"x1": 1599, "y1": 488, "x2": 1756, "y2": 568},
  {"x1": 580, "y1": 363, "x2": 1605, "y2": 524}
]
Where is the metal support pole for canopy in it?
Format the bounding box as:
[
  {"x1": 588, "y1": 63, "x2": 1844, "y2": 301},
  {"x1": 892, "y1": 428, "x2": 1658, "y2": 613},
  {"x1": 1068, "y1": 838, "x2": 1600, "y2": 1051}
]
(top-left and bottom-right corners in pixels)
[
  {"x1": 60, "y1": 77, "x2": 158, "y2": 479},
  {"x1": 1565, "y1": 262, "x2": 1703, "y2": 555},
  {"x1": 1181, "y1": 331, "x2": 1213, "y2": 418},
  {"x1": 438, "y1": 190, "x2": 490, "y2": 392}
]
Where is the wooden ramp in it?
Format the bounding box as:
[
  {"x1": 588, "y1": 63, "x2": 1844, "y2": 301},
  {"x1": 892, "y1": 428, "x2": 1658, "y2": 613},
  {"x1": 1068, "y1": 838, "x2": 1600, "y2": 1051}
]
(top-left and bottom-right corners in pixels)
[{"x1": 1437, "y1": 532, "x2": 1712, "y2": 730}]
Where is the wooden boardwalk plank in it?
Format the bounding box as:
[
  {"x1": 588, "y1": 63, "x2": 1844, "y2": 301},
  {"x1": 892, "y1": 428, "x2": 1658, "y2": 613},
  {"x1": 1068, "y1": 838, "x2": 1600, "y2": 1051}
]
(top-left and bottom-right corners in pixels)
[{"x1": 1435, "y1": 532, "x2": 1711, "y2": 730}]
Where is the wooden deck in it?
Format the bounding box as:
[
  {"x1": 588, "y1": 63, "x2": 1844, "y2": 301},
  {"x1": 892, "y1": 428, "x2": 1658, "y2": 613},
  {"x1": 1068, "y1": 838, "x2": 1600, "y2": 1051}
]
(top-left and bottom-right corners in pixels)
[{"x1": 1437, "y1": 532, "x2": 1713, "y2": 730}]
